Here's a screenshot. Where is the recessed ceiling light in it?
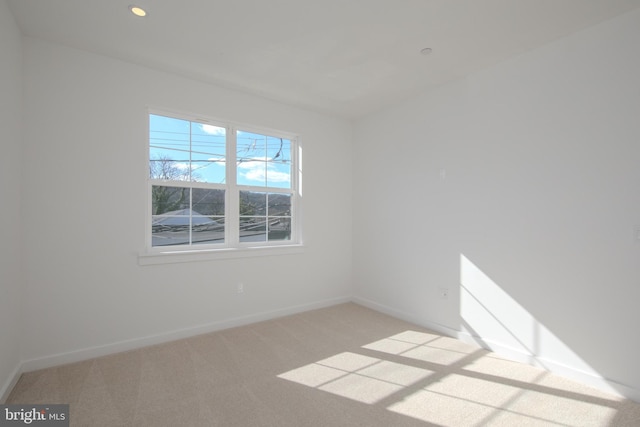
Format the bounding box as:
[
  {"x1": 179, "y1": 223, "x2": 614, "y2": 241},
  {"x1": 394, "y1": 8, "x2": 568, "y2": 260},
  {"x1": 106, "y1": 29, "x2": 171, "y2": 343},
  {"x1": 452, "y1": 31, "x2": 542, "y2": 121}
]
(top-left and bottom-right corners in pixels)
[
  {"x1": 129, "y1": 5, "x2": 147, "y2": 17},
  {"x1": 420, "y1": 47, "x2": 433, "y2": 55}
]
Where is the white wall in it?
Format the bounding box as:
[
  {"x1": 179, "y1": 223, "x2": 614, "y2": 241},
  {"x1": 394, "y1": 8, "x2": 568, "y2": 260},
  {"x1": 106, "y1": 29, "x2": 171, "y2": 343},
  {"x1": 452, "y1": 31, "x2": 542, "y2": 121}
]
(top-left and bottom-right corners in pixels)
[
  {"x1": 19, "y1": 38, "x2": 353, "y2": 368},
  {"x1": 9, "y1": 1, "x2": 640, "y2": 405},
  {"x1": 353, "y1": 8, "x2": 640, "y2": 399},
  {"x1": 0, "y1": 0, "x2": 24, "y2": 402}
]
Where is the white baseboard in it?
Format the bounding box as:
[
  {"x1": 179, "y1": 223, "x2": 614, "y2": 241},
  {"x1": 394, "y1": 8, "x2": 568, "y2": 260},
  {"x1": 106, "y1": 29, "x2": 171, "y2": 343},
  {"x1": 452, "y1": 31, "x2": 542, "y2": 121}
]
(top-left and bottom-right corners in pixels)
[
  {"x1": 20, "y1": 296, "x2": 351, "y2": 374},
  {"x1": 9, "y1": 295, "x2": 640, "y2": 404},
  {"x1": 1, "y1": 363, "x2": 22, "y2": 403},
  {"x1": 352, "y1": 296, "x2": 640, "y2": 402},
  {"x1": 454, "y1": 329, "x2": 640, "y2": 401},
  {"x1": 352, "y1": 296, "x2": 460, "y2": 336}
]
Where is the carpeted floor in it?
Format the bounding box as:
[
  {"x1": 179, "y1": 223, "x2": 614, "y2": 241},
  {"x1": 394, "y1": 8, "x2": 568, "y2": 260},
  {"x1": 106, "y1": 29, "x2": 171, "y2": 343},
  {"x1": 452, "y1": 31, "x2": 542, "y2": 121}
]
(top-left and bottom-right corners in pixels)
[{"x1": 6, "y1": 303, "x2": 640, "y2": 426}]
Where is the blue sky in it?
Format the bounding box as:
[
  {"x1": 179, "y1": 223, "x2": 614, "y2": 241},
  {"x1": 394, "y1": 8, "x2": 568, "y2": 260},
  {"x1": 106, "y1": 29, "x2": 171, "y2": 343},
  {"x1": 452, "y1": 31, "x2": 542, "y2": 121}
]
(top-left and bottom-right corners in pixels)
[{"x1": 149, "y1": 114, "x2": 291, "y2": 188}]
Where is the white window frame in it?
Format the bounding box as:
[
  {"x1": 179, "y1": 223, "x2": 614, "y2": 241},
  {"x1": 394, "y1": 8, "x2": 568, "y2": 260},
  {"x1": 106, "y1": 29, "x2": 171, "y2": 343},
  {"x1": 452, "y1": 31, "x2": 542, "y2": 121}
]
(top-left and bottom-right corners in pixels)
[{"x1": 139, "y1": 108, "x2": 303, "y2": 265}]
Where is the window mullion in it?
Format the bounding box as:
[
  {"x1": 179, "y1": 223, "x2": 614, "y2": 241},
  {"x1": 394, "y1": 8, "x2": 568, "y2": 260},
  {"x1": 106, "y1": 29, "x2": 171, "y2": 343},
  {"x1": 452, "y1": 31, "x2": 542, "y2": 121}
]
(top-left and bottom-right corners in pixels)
[
  {"x1": 189, "y1": 124, "x2": 193, "y2": 245},
  {"x1": 226, "y1": 126, "x2": 239, "y2": 246},
  {"x1": 292, "y1": 138, "x2": 300, "y2": 243},
  {"x1": 189, "y1": 187, "x2": 193, "y2": 245}
]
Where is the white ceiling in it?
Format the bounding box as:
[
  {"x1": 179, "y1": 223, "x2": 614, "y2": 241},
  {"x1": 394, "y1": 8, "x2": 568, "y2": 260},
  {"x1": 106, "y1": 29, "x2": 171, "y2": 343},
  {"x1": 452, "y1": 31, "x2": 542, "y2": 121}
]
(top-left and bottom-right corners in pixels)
[{"x1": 8, "y1": 0, "x2": 640, "y2": 120}]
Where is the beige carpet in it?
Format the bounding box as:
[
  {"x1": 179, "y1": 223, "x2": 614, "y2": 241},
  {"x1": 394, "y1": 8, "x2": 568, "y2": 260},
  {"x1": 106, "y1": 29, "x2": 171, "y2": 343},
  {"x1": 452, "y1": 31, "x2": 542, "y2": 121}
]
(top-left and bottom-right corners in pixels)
[{"x1": 6, "y1": 303, "x2": 640, "y2": 426}]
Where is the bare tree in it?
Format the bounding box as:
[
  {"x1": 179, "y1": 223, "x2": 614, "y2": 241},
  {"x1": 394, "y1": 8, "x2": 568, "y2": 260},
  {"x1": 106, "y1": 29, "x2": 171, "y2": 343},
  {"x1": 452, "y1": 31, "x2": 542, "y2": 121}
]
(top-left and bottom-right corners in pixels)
[{"x1": 150, "y1": 155, "x2": 190, "y2": 215}]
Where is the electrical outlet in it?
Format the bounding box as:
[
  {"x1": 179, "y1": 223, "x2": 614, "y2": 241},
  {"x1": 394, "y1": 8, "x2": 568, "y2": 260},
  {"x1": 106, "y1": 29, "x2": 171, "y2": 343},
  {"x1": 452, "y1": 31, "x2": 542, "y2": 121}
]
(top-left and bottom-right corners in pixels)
[
  {"x1": 237, "y1": 282, "x2": 244, "y2": 294},
  {"x1": 438, "y1": 286, "x2": 449, "y2": 299}
]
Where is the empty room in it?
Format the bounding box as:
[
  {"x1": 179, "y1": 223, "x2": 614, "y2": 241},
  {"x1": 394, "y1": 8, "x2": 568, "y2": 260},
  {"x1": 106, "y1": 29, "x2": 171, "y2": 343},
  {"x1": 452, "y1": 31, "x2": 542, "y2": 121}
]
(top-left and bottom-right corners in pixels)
[{"x1": 1, "y1": 1, "x2": 640, "y2": 426}]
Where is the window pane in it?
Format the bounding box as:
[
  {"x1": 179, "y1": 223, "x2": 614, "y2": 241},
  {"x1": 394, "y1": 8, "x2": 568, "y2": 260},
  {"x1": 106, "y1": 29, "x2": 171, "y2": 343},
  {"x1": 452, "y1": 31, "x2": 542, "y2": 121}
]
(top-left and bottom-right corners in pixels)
[
  {"x1": 191, "y1": 122, "x2": 226, "y2": 183},
  {"x1": 192, "y1": 188, "x2": 225, "y2": 216},
  {"x1": 238, "y1": 192, "x2": 292, "y2": 243},
  {"x1": 237, "y1": 130, "x2": 266, "y2": 186},
  {"x1": 237, "y1": 130, "x2": 267, "y2": 159},
  {"x1": 237, "y1": 131, "x2": 292, "y2": 188},
  {"x1": 152, "y1": 185, "x2": 189, "y2": 215},
  {"x1": 239, "y1": 191, "x2": 266, "y2": 242},
  {"x1": 150, "y1": 114, "x2": 190, "y2": 151},
  {"x1": 267, "y1": 160, "x2": 291, "y2": 188},
  {"x1": 149, "y1": 148, "x2": 191, "y2": 181},
  {"x1": 239, "y1": 191, "x2": 266, "y2": 216},
  {"x1": 152, "y1": 220, "x2": 224, "y2": 247},
  {"x1": 237, "y1": 159, "x2": 267, "y2": 186},
  {"x1": 268, "y1": 193, "x2": 291, "y2": 216},
  {"x1": 239, "y1": 217, "x2": 267, "y2": 242},
  {"x1": 192, "y1": 216, "x2": 225, "y2": 245},
  {"x1": 236, "y1": 131, "x2": 291, "y2": 188},
  {"x1": 268, "y1": 218, "x2": 291, "y2": 241},
  {"x1": 191, "y1": 122, "x2": 225, "y2": 155},
  {"x1": 152, "y1": 186, "x2": 226, "y2": 247},
  {"x1": 192, "y1": 189, "x2": 225, "y2": 245},
  {"x1": 268, "y1": 193, "x2": 291, "y2": 241},
  {"x1": 152, "y1": 185, "x2": 190, "y2": 247},
  {"x1": 191, "y1": 152, "x2": 225, "y2": 184},
  {"x1": 152, "y1": 225, "x2": 191, "y2": 247},
  {"x1": 267, "y1": 138, "x2": 291, "y2": 188}
]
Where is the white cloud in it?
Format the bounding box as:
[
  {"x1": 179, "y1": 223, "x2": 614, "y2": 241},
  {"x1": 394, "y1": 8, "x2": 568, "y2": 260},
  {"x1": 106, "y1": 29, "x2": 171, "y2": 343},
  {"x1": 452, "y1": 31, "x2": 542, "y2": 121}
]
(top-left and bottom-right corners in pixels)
[
  {"x1": 266, "y1": 170, "x2": 290, "y2": 182},
  {"x1": 239, "y1": 159, "x2": 290, "y2": 183},
  {"x1": 244, "y1": 168, "x2": 265, "y2": 182},
  {"x1": 201, "y1": 124, "x2": 225, "y2": 135},
  {"x1": 237, "y1": 159, "x2": 262, "y2": 170}
]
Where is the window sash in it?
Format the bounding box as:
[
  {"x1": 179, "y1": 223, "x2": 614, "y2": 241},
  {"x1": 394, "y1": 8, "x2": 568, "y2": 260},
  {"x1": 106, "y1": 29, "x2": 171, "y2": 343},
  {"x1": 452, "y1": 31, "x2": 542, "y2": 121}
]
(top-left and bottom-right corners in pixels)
[{"x1": 147, "y1": 109, "x2": 300, "y2": 252}]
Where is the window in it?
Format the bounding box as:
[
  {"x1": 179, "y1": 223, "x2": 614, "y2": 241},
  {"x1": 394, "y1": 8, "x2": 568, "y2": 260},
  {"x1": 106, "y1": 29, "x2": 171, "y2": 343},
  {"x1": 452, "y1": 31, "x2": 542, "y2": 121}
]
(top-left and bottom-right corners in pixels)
[{"x1": 147, "y1": 111, "x2": 300, "y2": 254}]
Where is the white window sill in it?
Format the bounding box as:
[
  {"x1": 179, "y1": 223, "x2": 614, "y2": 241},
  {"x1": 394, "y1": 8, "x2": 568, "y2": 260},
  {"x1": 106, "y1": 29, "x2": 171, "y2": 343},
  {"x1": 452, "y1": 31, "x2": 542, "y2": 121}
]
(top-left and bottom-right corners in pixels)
[{"x1": 138, "y1": 244, "x2": 305, "y2": 266}]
